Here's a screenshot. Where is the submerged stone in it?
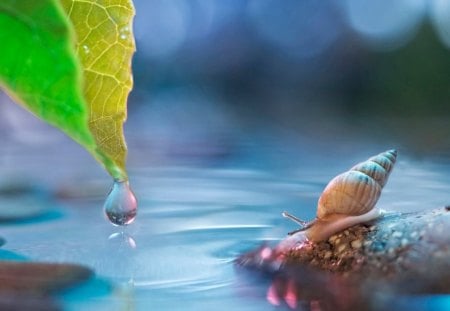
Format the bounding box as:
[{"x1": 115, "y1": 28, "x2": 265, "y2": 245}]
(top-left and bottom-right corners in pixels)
[
  {"x1": 0, "y1": 294, "x2": 60, "y2": 311},
  {"x1": 237, "y1": 207, "x2": 450, "y2": 310},
  {"x1": 0, "y1": 262, "x2": 93, "y2": 295},
  {"x1": 0, "y1": 183, "x2": 53, "y2": 221}
]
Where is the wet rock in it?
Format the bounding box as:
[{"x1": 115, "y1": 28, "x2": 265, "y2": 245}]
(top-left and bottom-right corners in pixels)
[
  {"x1": 283, "y1": 208, "x2": 450, "y2": 282},
  {"x1": 0, "y1": 262, "x2": 93, "y2": 295},
  {"x1": 0, "y1": 183, "x2": 54, "y2": 221},
  {"x1": 237, "y1": 207, "x2": 450, "y2": 310},
  {"x1": 0, "y1": 262, "x2": 93, "y2": 311},
  {"x1": 0, "y1": 294, "x2": 60, "y2": 311}
]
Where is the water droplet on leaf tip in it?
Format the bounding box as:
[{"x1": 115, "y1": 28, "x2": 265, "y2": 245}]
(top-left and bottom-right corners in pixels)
[{"x1": 103, "y1": 181, "x2": 137, "y2": 226}]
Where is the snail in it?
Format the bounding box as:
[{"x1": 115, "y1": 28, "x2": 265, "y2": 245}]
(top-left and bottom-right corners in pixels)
[{"x1": 283, "y1": 149, "x2": 397, "y2": 243}]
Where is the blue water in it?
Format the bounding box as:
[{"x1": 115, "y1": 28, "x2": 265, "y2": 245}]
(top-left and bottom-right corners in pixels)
[{"x1": 0, "y1": 130, "x2": 449, "y2": 310}]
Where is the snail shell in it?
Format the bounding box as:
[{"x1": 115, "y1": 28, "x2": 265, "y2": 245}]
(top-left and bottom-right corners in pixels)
[
  {"x1": 284, "y1": 150, "x2": 397, "y2": 242},
  {"x1": 317, "y1": 149, "x2": 396, "y2": 221}
]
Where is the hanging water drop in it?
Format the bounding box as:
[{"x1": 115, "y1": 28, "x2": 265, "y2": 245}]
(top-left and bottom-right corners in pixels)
[{"x1": 104, "y1": 181, "x2": 137, "y2": 226}]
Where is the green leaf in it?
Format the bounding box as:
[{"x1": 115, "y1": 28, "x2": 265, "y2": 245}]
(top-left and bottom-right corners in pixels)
[
  {"x1": 0, "y1": 0, "x2": 96, "y2": 156},
  {"x1": 60, "y1": 0, "x2": 136, "y2": 180},
  {"x1": 0, "y1": 0, "x2": 135, "y2": 181}
]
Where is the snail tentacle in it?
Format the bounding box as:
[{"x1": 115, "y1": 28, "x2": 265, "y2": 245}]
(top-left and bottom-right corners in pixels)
[
  {"x1": 282, "y1": 211, "x2": 316, "y2": 235},
  {"x1": 282, "y1": 211, "x2": 309, "y2": 227}
]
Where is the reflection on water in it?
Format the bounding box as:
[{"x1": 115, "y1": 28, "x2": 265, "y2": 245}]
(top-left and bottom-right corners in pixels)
[
  {"x1": 108, "y1": 232, "x2": 137, "y2": 250},
  {"x1": 0, "y1": 138, "x2": 449, "y2": 310}
]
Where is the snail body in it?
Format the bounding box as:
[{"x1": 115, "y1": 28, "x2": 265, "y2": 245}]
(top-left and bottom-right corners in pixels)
[{"x1": 284, "y1": 149, "x2": 397, "y2": 242}]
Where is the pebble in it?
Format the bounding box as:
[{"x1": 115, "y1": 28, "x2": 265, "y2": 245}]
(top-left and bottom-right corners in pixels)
[
  {"x1": 392, "y1": 231, "x2": 402, "y2": 238},
  {"x1": 351, "y1": 240, "x2": 362, "y2": 249},
  {"x1": 410, "y1": 231, "x2": 418, "y2": 238},
  {"x1": 337, "y1": 244, "x2": 347, "y2": 253},
  {"x1": 363, "y1": 240, "x2": 372, "y2": 247},
  {"x1": 400, "y1": 239, "x2": 409, "y2": 247}
]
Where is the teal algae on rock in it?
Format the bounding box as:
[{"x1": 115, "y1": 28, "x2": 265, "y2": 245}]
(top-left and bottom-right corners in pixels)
[{"x1": 237, "y1": 207, "x2": 450, "y2": 310}]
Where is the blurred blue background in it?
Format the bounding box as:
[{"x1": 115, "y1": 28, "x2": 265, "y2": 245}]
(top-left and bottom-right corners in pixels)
[
  {"x1": 1, "y1": 0, "x2": 450, "y2": 163},
  {"x1": 127, "y1": 0, "x2": 450, "y2": 159},
  {"x1": 0, "y1": 0, "x2": 449, "y2": 176}
]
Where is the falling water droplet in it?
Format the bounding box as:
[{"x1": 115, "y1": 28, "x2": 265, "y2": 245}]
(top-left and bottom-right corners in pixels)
[{"x1": 104, "y1": 181, "x2": 137, "y2": 226}]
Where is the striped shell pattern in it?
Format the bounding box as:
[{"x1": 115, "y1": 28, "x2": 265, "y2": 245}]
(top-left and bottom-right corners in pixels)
[{"x1": 316, "y1": 150, "x2": 397, "y2": 221}]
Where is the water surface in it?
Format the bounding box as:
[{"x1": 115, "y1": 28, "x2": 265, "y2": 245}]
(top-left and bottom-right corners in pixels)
[{"x1": 0, "y1": 134, "x2": 449, "y2": 310}]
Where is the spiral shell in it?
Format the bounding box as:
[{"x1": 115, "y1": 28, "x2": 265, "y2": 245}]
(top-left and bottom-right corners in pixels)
[
  {"x1": 282, "y1": 150, "x2": 397, "y2": 242},
  {"x1": 317, "y1": 149, "x2": 396, "y2": 221}
]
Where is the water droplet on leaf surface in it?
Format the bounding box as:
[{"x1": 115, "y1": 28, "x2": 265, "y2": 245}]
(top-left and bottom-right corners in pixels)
[
  {"x1": 104, "y1": 181, "x2": 137, "y2": 226},
  {"x1": 119, "y1": 26, "x2": 129, "y2": 40},
  {"x1": 82, "y1": 44, "x2": 90, "y2": 54}
]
